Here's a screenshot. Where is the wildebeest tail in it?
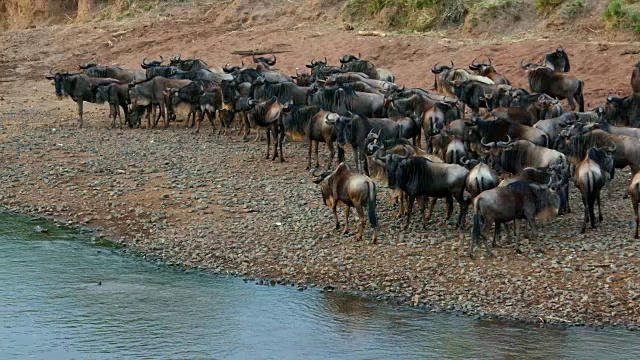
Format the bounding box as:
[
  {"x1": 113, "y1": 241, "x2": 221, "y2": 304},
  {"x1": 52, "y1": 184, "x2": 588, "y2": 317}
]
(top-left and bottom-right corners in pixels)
[
  {"x1": 472, "y1": 211, "x2": 481, "y2": 246},
  {"x1": 367, "y1": 181, "x2": 378, "y2": 228},
  {"x1": 577, "y1": 80, "x2": 584, "y2": 112}
]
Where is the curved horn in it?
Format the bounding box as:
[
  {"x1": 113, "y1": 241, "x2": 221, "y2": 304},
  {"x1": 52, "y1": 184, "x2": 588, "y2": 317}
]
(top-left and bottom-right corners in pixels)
[
  {"x1": 469, "y1": 58, "x2": 480, "y2": 70},
  {"x1": 268, "y1": 54, "x2": 277, "y2": 65},
  {"x1": 481, "y1": 137, "x2": 496, "y2": 148},
  {"x1": 497, "y1": 135, "x2": 513, "y2": 147},
  {"x1": 488, "y1": 57, "x2": 493, "y2": 66},
  {"x1": 358, "y1": 52, "x2": 361, "y2": 60},
  {"x1": 460, "y1": 156, "x2": 470, "y2": 165},
  {"x1": 142, "y1": 57, "x2": 149, "y2": 65},
  {"x1": 159, "y1": 55, "x2": 164, "y2": 63},
  {"x1": 607, "y1": 144, "x2": 616, "y2": 153}
]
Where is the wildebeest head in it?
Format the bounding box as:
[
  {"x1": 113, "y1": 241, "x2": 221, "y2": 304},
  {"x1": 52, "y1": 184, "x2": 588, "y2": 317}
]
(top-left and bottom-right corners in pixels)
[
  {"x1": 141, "y1": 56, "x2": 164, "y2": 69},
  {"x1": 46, "y1": 70, "x2": 74, "y2": 99},
  {"x1": 374, "y1": 146, "x2": 410, "y2": 189},
  {"x1": 469, "y1": 58, "x2": 494, "y2": 76},
  {"x1": 604, "y1": 96, "x2": 628, "y2": 125},
  {"x1": 587, "y1": 146, "x2": 616, "y2": 180},
  {"x1": 325, "y1": 111, "x2": 354, "y2": 146},
  {"x1": 170, "y1": 55, "x2": 181, "y2": 66},
  {"x1": 79, "y1": 63, "x2": 98, "y2": 70},
  {"x1": 544, "y1": 46, "x2": 570, "y2": 72},
  {"x1": 292, "y1": 68, "x2": 312, "y2": 87},
  {"x1": 431, "y1": 61, "x2": 455, "y2": 75}
]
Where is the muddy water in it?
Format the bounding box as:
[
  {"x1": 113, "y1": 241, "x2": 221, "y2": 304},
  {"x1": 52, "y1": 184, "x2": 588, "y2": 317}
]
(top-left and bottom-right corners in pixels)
[{"x1": 1, "y1": 213, "x2": 639, "y2": 359}]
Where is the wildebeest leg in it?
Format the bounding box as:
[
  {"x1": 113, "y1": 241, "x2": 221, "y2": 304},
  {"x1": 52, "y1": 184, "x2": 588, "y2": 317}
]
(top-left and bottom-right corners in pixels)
[
  {"x1": 404, "y1": 195, "x2": 416, "y2": 231},
  {"x1": 418, "y1": 197, "x2": 428, "y2": 229},
  {"x1": 343, "y1": 206, "x2": 350, "y2": 235},
  {"x1": 634, "y1": 199, "x2": 639, "y2": 239},
  {"x1": 207, "y1": 110, "x2": 216, "y2": 134},
  {"x1": 588, "y1": 193, "x2": 597, "y2": 229},
  {"x1": 278, "y1": 126, "x2": 285, "y2": 162},
  {"x1": 493, "y1": 221, "x2": 500, "y2": 249},
  {"x1": 271, "y1": 126, "x2": 279, "y2": 161},
  {"x1": 265, "y1": 128, "x2": 271, "y2": 159},
  {"x1": 332, "y1": 202, "x2": 340, "y2": 230},
  {"x1": 326, "y1": 141, "x2": 335, "y2": 170},
  {"x1": 513, "y1": 220, "x2": 522, "y2": 253},
  {"x1": 313, "y1": 141, "x2": 320, "y2": 169},
  {"x1": 77, "y1": 101, "x2": 84, "y2": 128},
  {"x1": 306, "y1": 139, "x2": 313, "y2": 170},
  {"x1": 426, "y1": 198, "x2": 437, "y2": 222},
  {"x1": 597, "y1": 191, "x2": 603, "y2": 222},
  {"x1": 444, "y1": 194, "x2": 454, "y2": 223},
  {"x1": 567, "y1": 96, "x2": 576, "y2": 111},
  {"x1": 195, "y1": 110, "x2": 203, "y2": 134},
  {"x1": 529, "y1": 218, "x2": 543, "y2": 253},
  {"x1": 356, "y1": 206, "x2": 366, "y2": 242},
  {"x1": 109, "y1": 104, "x2": 116, "y2": 128},
  {"x1": 580, "y1": 192, "x2": 589, "y2": 233},
  {"x1": 352, "y1": 147, "x2": 359, "y2": 171}
]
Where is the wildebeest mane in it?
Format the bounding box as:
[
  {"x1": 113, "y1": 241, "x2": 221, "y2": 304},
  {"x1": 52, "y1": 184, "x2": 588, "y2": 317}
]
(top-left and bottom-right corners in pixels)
[
  {"x1": 284, "y1": 105, "x2": 322, "y2": 136},
  {"x1": 317, "y1": 86, "x2": 357, "y2": 111}
]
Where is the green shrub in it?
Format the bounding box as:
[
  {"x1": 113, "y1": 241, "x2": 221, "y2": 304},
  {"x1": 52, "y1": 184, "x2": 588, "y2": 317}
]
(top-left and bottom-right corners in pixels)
[
  {"x1": 535, "y1": 0, "x2": 564, "y2": 11},
  {"x1": 561, "y1": 0, "x2": 585, "y2": 18},
  {"x1": 604, "y1": 0, "x2": 640, "y2": 33}
]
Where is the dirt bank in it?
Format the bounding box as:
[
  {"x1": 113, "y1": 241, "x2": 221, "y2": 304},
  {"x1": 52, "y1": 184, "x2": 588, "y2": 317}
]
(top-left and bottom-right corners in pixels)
[{"x1": 1, "y1": 1, "x2": 640, "y2": 328}]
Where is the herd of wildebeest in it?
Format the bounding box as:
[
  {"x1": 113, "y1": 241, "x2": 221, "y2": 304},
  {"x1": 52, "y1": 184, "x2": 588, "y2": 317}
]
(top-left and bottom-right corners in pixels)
[{"x1": 45, "y1": 48, "x2": 640, "y2": 257}]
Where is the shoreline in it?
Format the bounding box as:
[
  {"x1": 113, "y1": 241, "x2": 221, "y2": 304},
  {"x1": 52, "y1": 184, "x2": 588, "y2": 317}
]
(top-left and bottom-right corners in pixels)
[{"x1": 2, "y1": 195, "x2": 638, "y2": 332}]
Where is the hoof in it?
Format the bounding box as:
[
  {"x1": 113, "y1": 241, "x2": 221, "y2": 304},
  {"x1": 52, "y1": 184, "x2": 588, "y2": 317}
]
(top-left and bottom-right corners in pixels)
[{"x1": 515, "y1": 248, "x2": 522, "y2": 254}]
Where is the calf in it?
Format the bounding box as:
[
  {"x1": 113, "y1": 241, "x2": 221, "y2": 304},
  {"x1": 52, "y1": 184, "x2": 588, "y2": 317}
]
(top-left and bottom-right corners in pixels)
[
  {"x1": 472, "y1": 180, "x2": 560, "y2": 257},
  {"x1": 575, "y1": 147, "x2": 615, "y2": 233},
  {"x1": 312, "y1": 163, "x2": 379, "y2": 242}
]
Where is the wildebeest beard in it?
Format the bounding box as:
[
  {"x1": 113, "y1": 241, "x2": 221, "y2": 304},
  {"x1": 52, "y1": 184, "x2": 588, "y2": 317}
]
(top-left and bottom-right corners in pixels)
[
  {"x1": 263, "y1": 82, "x2": 294, "y2": 103},
  {"x1": 317, "y1": 86, "x2": 357, "y2": 112}
]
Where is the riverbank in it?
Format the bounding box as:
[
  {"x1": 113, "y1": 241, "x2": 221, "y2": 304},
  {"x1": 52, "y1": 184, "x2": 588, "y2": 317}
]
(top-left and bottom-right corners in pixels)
[{"x1": 2, "y1": 96, "x2": 640, "y2": 329}]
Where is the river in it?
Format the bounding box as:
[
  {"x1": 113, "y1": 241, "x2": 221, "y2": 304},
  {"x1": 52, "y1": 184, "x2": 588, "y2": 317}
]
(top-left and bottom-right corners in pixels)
[{"x1": 1, "y1": 213, "x2": 639, "y2": 359}]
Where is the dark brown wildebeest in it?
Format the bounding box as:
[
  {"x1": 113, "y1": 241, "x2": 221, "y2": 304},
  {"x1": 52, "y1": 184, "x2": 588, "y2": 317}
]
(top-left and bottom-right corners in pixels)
[
  {"x1": 465, "y1": 116, "x2": 549, "y2": 147},
  {"x1": 377, "y1": 150, "x2": 469, "y2": 231},
  {"x1": 629, "y1": 170, "x2": 640, "y2": 238},
  {"x1": 292, "y1": 68, "x2": 313, "y2": 87},
  {"x1": 46, "y1": 71, "x2": 120, "y2": 127},
  {"x1": 472, "y1": 179, "x2": 561, "y2": 257},
  {"x1": 543, "y1": 47, "x2": 570, "y2": 72},
  {"x1": 468, "y1": 58, "x2": 510, "y2": 85},
  {"x1": 245, "y1": 96, "x2": 287, "y2": 161},
  {"x1": 462, "y1": 157, "x2": 499, "y2": 199},
  {"x1": 312, "y1": 163, "x2": 379, "y2": 243},
  {"x1": 574, "y1": 146, "x2": 615, "y2": 233},
  {"x1": 280, "y1": 104, "x2": 340, "y2": 170},
  {"x1": 519, "y1": 60, "x2": 584, "y2": 111},
  {"x1": 339, "y1": 53, "x2": 395, "y2": 82},
  {"x1": 603, "y1": 95, "x2": 640, "y2": 127}
]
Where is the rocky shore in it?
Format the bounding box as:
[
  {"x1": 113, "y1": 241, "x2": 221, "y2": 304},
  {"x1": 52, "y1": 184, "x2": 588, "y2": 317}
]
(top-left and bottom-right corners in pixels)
[{"x1": 2, "y1": 86, "x2": 640, "y2": 330}]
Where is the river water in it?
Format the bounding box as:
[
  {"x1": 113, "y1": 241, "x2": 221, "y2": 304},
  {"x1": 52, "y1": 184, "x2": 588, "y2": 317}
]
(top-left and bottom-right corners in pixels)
[{"x1": 1, "y1": 213, "x2": 639, "y2": 359}]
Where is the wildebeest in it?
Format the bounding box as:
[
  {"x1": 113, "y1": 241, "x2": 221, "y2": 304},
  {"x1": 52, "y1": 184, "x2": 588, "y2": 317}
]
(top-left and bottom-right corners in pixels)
[
  {"x1": 465, "y1": 116, "x2": 549, "y2": 147},
  {"x1": 377, "y1": 150, "x2": 469, "y2": 230},
  {"x1": 80, "y1": 63, "x2": 145, "y2": 83},
  {"x1": 559, "y1": 123, "x2": 640, "y2": 175},
  {"x1": 45, "y1": 71, "x2": 120, "y2": 127},
  {"x1": 574, "y1": 146, "x2": 615, "y2": 233},
  {"x1": 520, "y1": 60, "x2": 584, "y2": 111},
  {"x1": 328, "y1": 112, "x2": 402, "y2": 175},
  {"x1": 279, "y1": 104, "x2": 340, "y2": 169},
  {"x1": 493, "y1": 94, "x2": 558, "y2": 125},
  {"x1": 292, "y1": 68, "x2": 313, "y2": 87},
  {"x1": 245, "y1": 96, "x2": 287, "y2": 161},
  {"x1": 169, "y1": 55, "x2": 209, "y2": 71},
  {"x1": 589, "y1": 120, "x2": 640, "y2": 140},
  {"x1": 483, "y1": 137, "x2": 567, "y2": 175},
  {"x1": 533, "y1": 112, "x2": 579, "y2": 146},
  {"x1": 603, "y1": 95, "x2": 640, "y2": 127},
  {"x1": 250, "y1": 77, "x2": 309, "y2": 105},
  {"x1": 95, "y1": 82, "x2": 132, "y2": 128},
  {"x1": 468, "y1": 58, "x2": 510, "y2": 85},
  {"x1": 307, "y1": 85, "x2": 386, "y2": 117},
  {"x1": 543, "y1": 47, "x2": 570, "y2": 72},
  {"x1": 448, "y1": 79, "x2": 497, "y2": 117},
  {"x1": 312, "y1": 163, "x2": 379, "y2": 242},
  {"x1": 140, "y1": 56, "x2": 164, "y2": 69},
  {"x1": 432, "y1": 62, "x2": 494, "y2": 98},
  {"x1": 444, "y1": 134, "x2": 467, "y2": 165},
  {"x1": 472, "y1": 180, "x2": 560, "y2": 257},
  {"x1": 629, "y1": 170, "x2": 640, "y2": 238},
  {"x1": 165, "y1": 81, "x2": 206, "y2": 128},
  {"x1": 339, "y1": 54, "x2": 395, "y2": 82}
]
